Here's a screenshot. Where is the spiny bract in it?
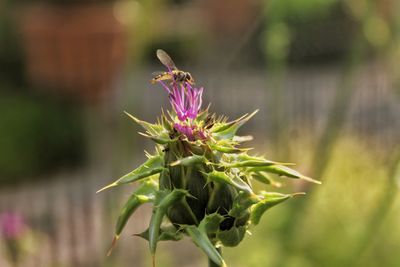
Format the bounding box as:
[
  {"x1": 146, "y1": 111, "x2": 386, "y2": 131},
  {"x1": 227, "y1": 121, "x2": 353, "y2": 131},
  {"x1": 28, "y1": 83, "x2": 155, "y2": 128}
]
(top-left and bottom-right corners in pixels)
[{"x1": 99, "y1": 49, "x2": 320, "y2": 267}]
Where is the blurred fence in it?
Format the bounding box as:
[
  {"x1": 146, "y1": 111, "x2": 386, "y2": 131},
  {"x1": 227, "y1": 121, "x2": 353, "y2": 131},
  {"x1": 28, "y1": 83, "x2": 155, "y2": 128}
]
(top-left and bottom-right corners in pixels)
[
  {"x1": 0, "y1": 168, "x2": 159, "y2": 267},
  {"x1": 0, "y1": 63, "x2": 399, "y2": 267},
  {"x1": 0, "y1": 171, "x2": 204, "y2": 267}
]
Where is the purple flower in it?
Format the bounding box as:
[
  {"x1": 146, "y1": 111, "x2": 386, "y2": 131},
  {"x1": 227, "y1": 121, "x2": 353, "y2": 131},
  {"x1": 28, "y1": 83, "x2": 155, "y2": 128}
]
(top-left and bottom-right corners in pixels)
[
  {"x1": 174, "y1": 123, "x2": 195, "y2": 140},
  {"x1": 158, "y1": 80, "x2": 203, "y2": 122},
  {"x1": 173, "y1": 123, "x2": 207, "y2": 141},
  {"x1": 155, "y1": 65, "x2": 205, "y2": 140},
  {"x1": 0, "y1": 212, "x2": 25, "y2": 240}
]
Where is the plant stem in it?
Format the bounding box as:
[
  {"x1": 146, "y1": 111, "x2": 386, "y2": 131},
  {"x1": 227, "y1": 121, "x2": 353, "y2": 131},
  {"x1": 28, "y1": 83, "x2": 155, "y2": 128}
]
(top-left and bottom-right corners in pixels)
[{"x1": 208, "y1": 247, "x2": 223, "y2": 267}]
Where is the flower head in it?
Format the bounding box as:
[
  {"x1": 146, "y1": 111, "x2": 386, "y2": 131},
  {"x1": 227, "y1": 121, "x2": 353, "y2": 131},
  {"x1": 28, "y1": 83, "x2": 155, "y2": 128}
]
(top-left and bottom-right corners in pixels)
[
  {"x1": 159, "y1": 80, "x2": 203, "y2": 122},
  {"x1": 156, "y1": 68, "x2": 204, "y2": 140}
]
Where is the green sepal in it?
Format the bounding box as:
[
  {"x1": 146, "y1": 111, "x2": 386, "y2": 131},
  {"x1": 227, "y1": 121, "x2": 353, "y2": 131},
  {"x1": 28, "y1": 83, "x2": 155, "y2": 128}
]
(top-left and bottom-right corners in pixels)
[
  {"x1": 97, "y1": 154, "x2": 165, "y2": 192},
  {"x1": 217, "y1": 225, "x2": 246, "y2": 247},
  {"x1": 251, "y1": 172, "x2": 282, "y2": 187},
  {"x1": 206, "y1": 171, "x2": 254, "y2": 195},
  {"x1": 135, "y1": 225, "x2": 183, "y2": 242},
  {"x1": 161, "y1": 110, "x2": 173, "y2": 132},
  {"x1": 223, "y1": 160, "x2": 279, "y2": 168},
  {"x1": 211, "y1": 120, "x2": 241, "y2": 134},
  {"x1": 211, "y1": 110, "x2": 258, "y2": 140},
  {"x1": 185, "y1": 225, "x2": 227, "y2": 267},
  {"x1": 209, "y1": 143, "x2": 245, "y2": 154},
  {"x1": 250, "y1": 192, "x2": 305, "y2": 225},
  {"x1": 224, "y1": 154, "x2": 291, "y2": 167},
  {"x1": 170, "y1": 155, "x2": 208, "y2": 167},
  {"x1": 149, "y1": 189, "x2": 188, "y2": 255},
  {"x1": 199, "y1": 213, "x2": 224, "y2": 234},
  {"x1": 248, "y1": 165, "x2": 321, "y2": 184},
  {"x1": 195, "y1": 105, "x2": 211, "y2": 123},
  {"x1": 211, "y1": 112, "x2": 253, "y2": 133},
  {"x1": 125, "y1": 111, "x2": 165, "y2": 136},
  {"x1": 229, "y1": 191, "x2": 260, "y2": 218},
  {"x1": 138, "y1": 132, "x2": 175, "y2": 144}
]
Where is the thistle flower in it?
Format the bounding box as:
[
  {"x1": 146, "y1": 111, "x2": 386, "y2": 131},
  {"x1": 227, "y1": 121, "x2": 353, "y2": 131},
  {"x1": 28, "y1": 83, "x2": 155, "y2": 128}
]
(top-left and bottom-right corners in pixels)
[
  {"x1": 0, "y1": 212, "x2": 25, "y2": 240},
  {"x1": 0, "y1": 212, "x2": 27, "y2": 265},
  {"x1": 164, "y1": 80, "x2": 204, "y2": 140},
  {"x1": 99, "y1": 50, "x2": 320, "y2": 267}
]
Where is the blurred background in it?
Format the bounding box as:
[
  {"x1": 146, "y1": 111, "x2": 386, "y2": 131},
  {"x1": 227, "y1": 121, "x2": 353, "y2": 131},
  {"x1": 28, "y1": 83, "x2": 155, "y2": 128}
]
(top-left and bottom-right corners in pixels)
[{"x1": 0, "y1": 0, "x2": 399, "y2": 266}]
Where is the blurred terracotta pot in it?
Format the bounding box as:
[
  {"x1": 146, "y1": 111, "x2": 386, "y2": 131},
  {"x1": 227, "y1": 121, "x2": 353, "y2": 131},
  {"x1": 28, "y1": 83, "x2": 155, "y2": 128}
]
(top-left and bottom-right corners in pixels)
[
  {"x1": 200, "y1": 0, "x2": 261, "y2": 38},
  {"x1": 18, "y1": 4, "x2": 126, "y2": 103}
]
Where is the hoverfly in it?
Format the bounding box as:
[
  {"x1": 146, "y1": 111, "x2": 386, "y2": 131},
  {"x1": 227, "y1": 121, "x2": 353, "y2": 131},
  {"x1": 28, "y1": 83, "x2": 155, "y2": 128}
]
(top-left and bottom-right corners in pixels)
[{"x1": 151, "y1": 49, "x2": 195, "y2": 85}]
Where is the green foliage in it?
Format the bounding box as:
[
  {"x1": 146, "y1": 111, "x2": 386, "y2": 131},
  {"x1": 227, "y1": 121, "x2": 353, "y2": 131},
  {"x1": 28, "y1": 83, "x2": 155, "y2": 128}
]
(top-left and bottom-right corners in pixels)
[
  {"x1": 15, "y1": 0, "x2": 117, "y2": 5},
  {"x1": 0, "y1": 4, "x2": 24, "y2": 86},
  {"x1": 266, "y1": 0, "x2": 338, "y2": 22},
  {"x1": 223, "y1": 136, "x2": 400, "y2": 267},
  {"x1": 0, "y1": 93, "x2": 85, "y2": 182}
]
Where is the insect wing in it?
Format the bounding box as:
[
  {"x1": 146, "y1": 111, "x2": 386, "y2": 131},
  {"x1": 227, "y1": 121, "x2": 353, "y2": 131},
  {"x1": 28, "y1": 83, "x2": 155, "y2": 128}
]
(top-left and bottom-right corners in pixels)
[{"x1": 156, "y1": 49, "x2": 177, "y2": 70}]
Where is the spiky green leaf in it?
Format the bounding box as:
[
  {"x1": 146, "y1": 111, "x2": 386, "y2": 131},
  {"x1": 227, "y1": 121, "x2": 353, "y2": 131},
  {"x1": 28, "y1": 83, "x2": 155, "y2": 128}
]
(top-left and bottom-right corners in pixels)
[
  {"x1": 212, "y1": 110, "x2": 258, "y2": 140},
  {"x1": 250, "y1": 171, "x2": 282, "y2": 187},
  {"x1": 125, "y1": 111, "x2": 164, "y2": 135},
  {"x1": 161, "y1": 111, "x2": 173, "y2": 131},
  {"x1": 206, "y1": 171, "x2": 254, "y2": 195},
  {"x1": 138, "y1": 132, "x2": 174, "y2": 144},
  {"x1": 223, "y1": 160, "x2": 279, "y2": 168},
  {"x1": 115, "y1": 180, "x2": 158, "y2": 237},
  {"x1": 223, "y1": 154, "x2": 292, "y2": 167},
  {"x1": 209, "y1": 143, "x2": 245, "y2": 154},
  {"x1": 211, "y1": 113, "x2": 249, "y2": 133},
  {"x1": 135, "y1": 225, "x2": 183, "y2": 242},
  {"x1": 185, "y1": 225, "x2": 226, "y2": 267},
  {"x1": 170, "y1": 155, "x2": 207, "y2": 167},
  {"x1": 97, "y1": 155, "x2": 165, "y2": 192},
  {"x1": 198, "y1": 213, "x2": 224, "y2": 234},
  {"x1": 107, "y1": 180, "x2": 158, "y2": 256},
  {"x1": 195, "y1": 105, "x2": 212, "y2": 122},
  {"x1": 217, "y1": 226, "x2": 246, "y2": 247},
  {"x1": 149, "y1": 189, "x2": 188, "y2": 255},
  {"x1": 248, "y1": 165, "x2": 321, "y2": 184},
  {"x1": 251, "y1": 192, "x2": 305, "y2": 225},
  {"x1": 229, "y1": 191, "x2": 260, "y2": 218}
]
